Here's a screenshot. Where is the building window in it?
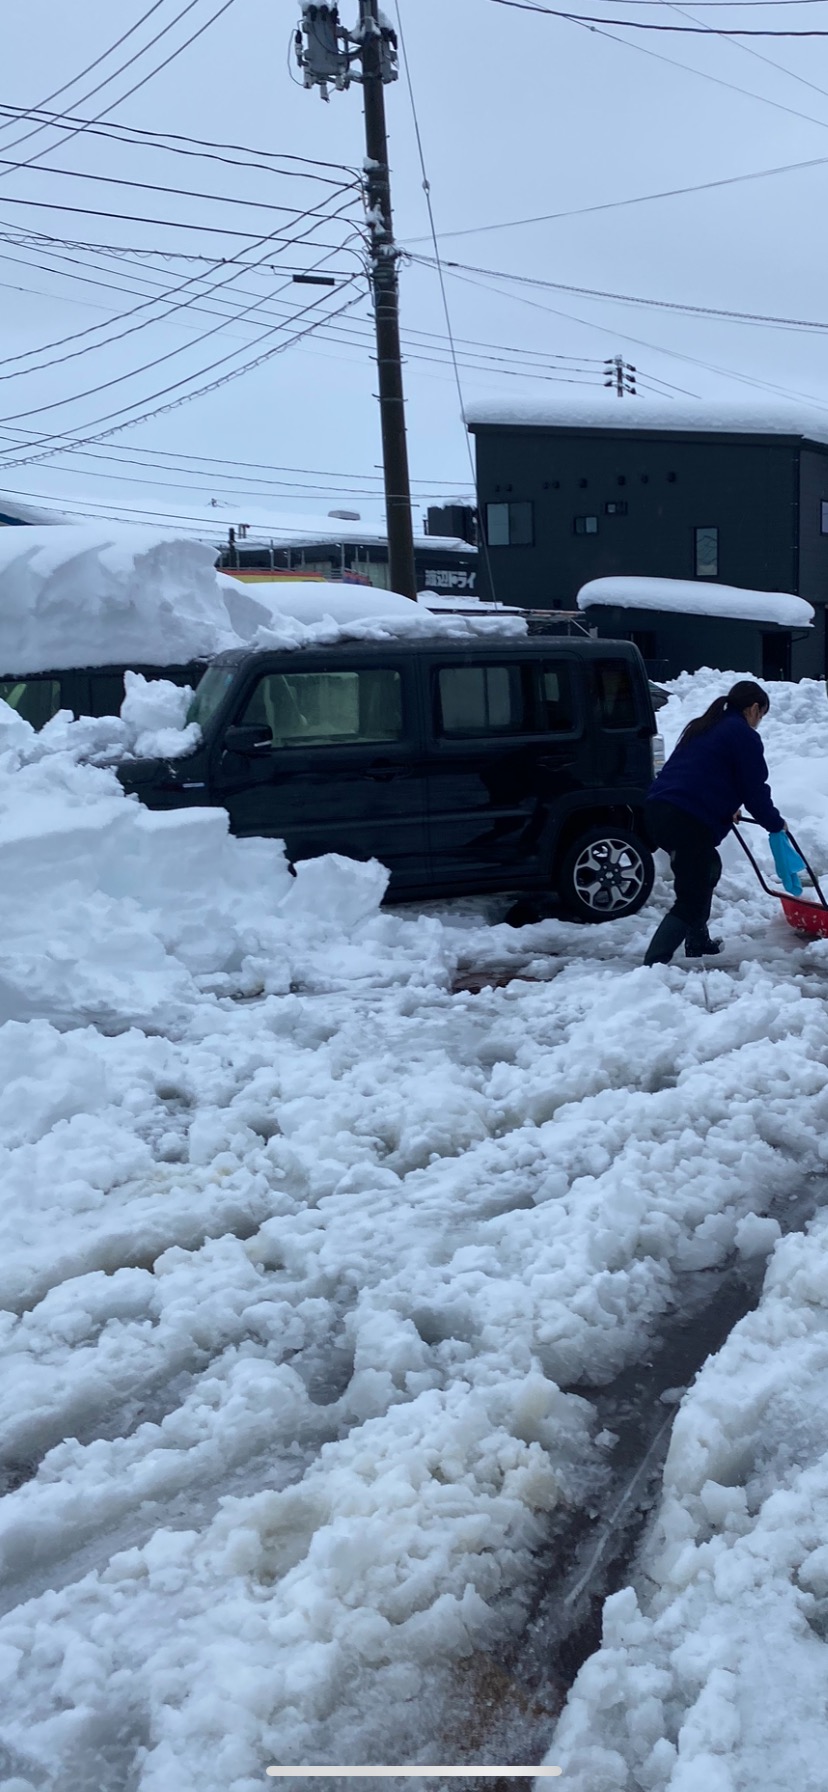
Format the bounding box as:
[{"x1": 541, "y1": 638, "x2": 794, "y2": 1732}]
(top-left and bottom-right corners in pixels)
[
  {"x1": 694, "y1": 525, "x2": 719, "y2": 579},
  {"x1": 485, "y1": 500, "x2": 533, "y2": 547},
  {"x1": 629, "y1": 629, "x2": 657, "y2": 663},
  {"x1": 762, "y1": 632, "x2": 792, "y2": 682},
  {"x1": 574, "y1": 515, "x2": 599, "y2": 536},
  {"x1": 605, "y1": 501, "x2": 628, "y2": 517},
  {"x1": 667, "y1": 472, "x2": 678, "y2": 484},
  {"x1": 617, "y1": 475, "x2": 627, "y2": 487},
  {"x1": 820, "y1": 500, "x2": 828, "y2": 535}
]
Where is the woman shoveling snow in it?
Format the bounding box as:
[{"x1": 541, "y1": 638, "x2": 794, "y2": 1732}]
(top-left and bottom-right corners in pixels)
[{"x1": 644, "y1": 678, "x2": 804, "y2": 965}]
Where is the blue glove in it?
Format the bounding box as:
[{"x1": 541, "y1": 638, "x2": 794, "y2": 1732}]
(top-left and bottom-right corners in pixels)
[{"x1": 770, "y1": 830, "x2": 806, "y2": 896}]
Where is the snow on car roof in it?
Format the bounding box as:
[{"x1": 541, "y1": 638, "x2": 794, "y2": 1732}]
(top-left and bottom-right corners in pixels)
[
  {"x1": 0, "y1": 526, "x2": 244, "y2": 674},
  {"x1": 577, "y1": 575, "x2": 814, "y2": 628}
]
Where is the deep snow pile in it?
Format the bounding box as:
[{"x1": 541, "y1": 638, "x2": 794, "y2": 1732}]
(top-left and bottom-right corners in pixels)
[
  {"x1": 0, "y1": 526, "x2": 520, "y2": 682},
  {"x1": 0, "y1": 669, "x2": 827, "y2": 1789},
  {"x1": 0, "y1": 527, "x2": 243, "y2": 671},
  {"x1": 0, "y1": 689, "x2": 449, "y2": 1027}
]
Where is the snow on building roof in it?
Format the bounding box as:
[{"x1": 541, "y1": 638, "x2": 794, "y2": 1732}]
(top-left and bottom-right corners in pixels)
[
  {"x1": 465, "y1": 394, "x2": 828, "y2": 446},
  {"x1": 0, "y1": 491, "x2": 475, "y2": 555},
  {"x1": 577, "y1": 575, "x2": 814, "y2": 628},
  {"x1": 0, "y1": 526, "x2": 242, "y2": 674}
]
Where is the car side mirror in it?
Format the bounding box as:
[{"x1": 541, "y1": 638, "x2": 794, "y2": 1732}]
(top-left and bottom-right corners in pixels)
[{"x1": 223, "y1": 723, "x2": 271, "y2": 756}]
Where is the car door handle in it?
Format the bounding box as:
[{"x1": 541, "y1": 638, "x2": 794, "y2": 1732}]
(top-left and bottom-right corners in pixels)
[{"x1": 367, "y1": 760, "x2": 395, "y2": 781}]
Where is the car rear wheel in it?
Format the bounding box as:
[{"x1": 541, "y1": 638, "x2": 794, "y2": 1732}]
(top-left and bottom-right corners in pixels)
[{"x1": 557, "y1": 825, "x2": 654, "y2": 923}]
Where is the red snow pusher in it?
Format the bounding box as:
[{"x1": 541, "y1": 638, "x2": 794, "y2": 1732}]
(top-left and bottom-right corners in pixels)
[{"x1": 732, "y1": 819, "x2": 828, "y2": 940}]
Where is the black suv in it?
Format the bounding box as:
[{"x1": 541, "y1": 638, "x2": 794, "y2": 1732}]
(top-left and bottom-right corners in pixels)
[
  {"x1": 0, "y1": 662, "x2": 204, "y2": 730},
  {"x1": 119, "y1": 636, "x2": 659, "y2": 921}
]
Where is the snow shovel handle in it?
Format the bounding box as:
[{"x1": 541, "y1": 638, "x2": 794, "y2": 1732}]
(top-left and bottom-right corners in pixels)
[
  {"x1": 733, "y1": 819, "x2": 828, "y2": 910},
  {"x1": 782, "y1": 824, "x2": 828, "y2": 909}
]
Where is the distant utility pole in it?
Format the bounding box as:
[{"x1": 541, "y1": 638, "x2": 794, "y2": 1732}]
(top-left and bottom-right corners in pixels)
[
  {"x1": 294, "y1": 2, "x2": 418, "y2": 601},
  {"x1": 604, "y1": 355, "x2": 637, "y2": 398}
]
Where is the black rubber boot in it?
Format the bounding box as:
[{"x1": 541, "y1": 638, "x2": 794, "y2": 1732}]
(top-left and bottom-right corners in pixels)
[
  {"x1": 685, "y1": 930, "x2": 724, "y2": 959},
  {"x1": 644, "y1": 914, "x2": 687, "y2": 966}
]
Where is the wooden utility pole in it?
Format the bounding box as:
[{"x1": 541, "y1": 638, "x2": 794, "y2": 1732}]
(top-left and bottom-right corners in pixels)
[{"x1": 295, "y1": 2, "x2": 417, "y2": 599}]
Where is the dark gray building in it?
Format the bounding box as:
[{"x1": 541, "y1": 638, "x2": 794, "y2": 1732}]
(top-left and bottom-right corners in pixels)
[{"x1": 468, "y1": 401, "x2": 828, "y2": 679}]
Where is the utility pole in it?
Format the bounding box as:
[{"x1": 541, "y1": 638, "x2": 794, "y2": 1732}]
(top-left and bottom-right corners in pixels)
[
  {"x1": 604, "y1": 355, "x2": 637, "y2": 398},
  {"x1": 294, "y1": 2, "x2": 418, "y2": 600}
]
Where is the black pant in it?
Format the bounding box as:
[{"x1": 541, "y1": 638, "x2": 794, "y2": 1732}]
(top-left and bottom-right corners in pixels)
[{"x1": 646, "y1": 800, "x2": 722, "y2": 935}]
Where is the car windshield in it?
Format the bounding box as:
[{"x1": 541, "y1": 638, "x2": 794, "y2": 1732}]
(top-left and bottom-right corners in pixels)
[{"x1": 187, "y1": 665, "x2": 237, "y2": 731}]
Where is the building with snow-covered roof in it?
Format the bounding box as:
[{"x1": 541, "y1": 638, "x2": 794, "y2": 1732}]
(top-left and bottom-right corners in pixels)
[
  {"x1": 217, "y1": 504, "x2": 478, "y2": 600},
  {"x1": 466, "y1": 397, "x2": 828, "y2": 680},
  {"x1": 577, "y1": 577, "x2": 814, "y2": 683}
]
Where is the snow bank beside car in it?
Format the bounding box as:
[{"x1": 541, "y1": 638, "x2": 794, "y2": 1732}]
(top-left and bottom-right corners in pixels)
[{"x1": 0, "y1": 690, "x2": 447, "y2": 1027}]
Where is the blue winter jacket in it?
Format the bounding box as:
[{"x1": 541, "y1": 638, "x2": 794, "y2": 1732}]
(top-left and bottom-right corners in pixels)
[{"x1": 648, "y1": 711, "x2": 784, "y2": 845}]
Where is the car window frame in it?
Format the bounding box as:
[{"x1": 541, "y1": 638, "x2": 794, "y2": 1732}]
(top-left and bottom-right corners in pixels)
[
  {"x1": 225, "y1": 655, "x2": 416, "y2": 754},
  {"x1": 592, "y1": 655, "x2": 642, "y2": 732},
  {"x1": 432, "y1": 658, "x2": 535, "y2": 741},
  {"x1": 532, "y1": 656, "x2": 583, "y2": 738}
]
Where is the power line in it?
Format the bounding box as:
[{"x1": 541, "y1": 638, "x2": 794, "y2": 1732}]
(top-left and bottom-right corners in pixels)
[
  {"x1": 559, "y1": 6, "x2": 828, "y2": 135},
  {"x1": 0, "y1": 196, "x2": 362, "y2": 421},
  {"x1": 402, "y1": 151, "x2": 828, "y2": 245},
  {"x1": 0, "y1": 230, "x2": 610, "y2": 370},
  {"x1": 0, "y1": 153, "x2": 362, "y2": 219},
  {"x1": 0, "y1": 0, "x2": 235, "y2": 177},
  {"x1": 0, "y1": 103, "x2": 355, "y2": 181},
  {"x1": 0, "y1": 0, "x2": 170, "y2": 141},
  {"x1": 0, "y1": 190, "x2": 358, "y2": 242},
  {"x1": 436, "y1": 258, "x2": 828, "y2": 414},
  {"x1": 0, "y1": 184, "x2": 358, "y2": 392},
  {"x1": 412, "y1": 251, "x2": 828, "y2": 334},
  {"x1": 488, "y1": 0, "x2": 828, "y2": 30},
  {"x1": 393, "y1": 0, "x2": 500, "y2": 599},
  {"x1": 0, "y1": 433, "x2": 474, "y2": 491},
  {"x1": 0, "y1": 282, "x2": 366, "y2": 465},
  {"x1": 0, "y1": 213, "x2": 359, "y2": 374},
  {"x1": 662, "y1": 0, "x2": 828, "y2": 110}
]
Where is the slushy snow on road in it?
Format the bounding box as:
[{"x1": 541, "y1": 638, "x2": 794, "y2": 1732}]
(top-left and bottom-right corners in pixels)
[{"x1": 0, "y1": 665, "x2": 827, "y2": 1791}]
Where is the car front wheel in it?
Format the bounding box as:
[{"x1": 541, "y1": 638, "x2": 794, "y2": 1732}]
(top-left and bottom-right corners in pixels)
[{"x1": 557, "y1": 825, "x2": 654, "y2": 922}]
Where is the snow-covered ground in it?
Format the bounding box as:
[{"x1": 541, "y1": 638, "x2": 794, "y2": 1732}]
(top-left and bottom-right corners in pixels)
[{"x1": 0, "y1": 667, "x2": 827, "y2": 1791}]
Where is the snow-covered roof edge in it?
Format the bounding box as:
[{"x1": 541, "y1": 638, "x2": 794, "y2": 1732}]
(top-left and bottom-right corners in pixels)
[
  {"x1": 465, "y1": 395, "x2": 828, "y2": 447},
  {"x1": 577, "y1": 575, "x2": 814, "y2": 628}
]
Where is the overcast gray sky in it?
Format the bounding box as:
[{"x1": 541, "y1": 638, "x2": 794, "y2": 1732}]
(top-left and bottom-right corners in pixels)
[{"x1": 0, "y1": 0, "x2": 827, "y2": 533}]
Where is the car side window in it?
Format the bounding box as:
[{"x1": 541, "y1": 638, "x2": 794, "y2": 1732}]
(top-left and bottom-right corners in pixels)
[
  {"x1": 594, "y1": 659, "x2": 638, "y2": 730},
  {"x1": 437, "y1": 664, "x2": 525, "y2": 736},
  {"x1": 88, "y1": 674, "x2": 126, "y2": 718},
  {"x1": 238, "y1": 668, "x2": 403, "y2": 747},
  {"x1": 539, "y1": 662, "x2": 577, "y2": 733},
  {"x1": 0, "y1": 677, "x2": 62, "y2": 729}
]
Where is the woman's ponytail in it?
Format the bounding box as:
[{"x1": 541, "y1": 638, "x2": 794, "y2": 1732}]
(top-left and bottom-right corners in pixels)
[{"x1": 677, "y1": 680, "x2": 769, "y2": 749}]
